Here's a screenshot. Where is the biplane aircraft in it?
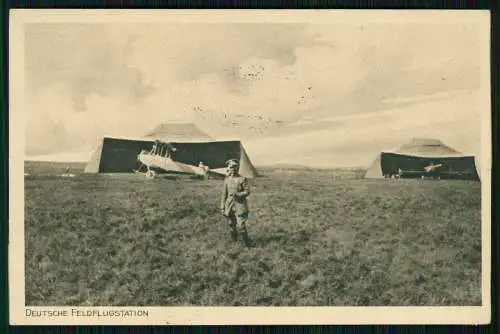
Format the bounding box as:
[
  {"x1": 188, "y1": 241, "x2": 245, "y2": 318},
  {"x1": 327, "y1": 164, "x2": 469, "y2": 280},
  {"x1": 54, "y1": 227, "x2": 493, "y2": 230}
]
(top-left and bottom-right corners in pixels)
[{"x1": 134, "y1": 140, "x2": 228, "y2": 179}]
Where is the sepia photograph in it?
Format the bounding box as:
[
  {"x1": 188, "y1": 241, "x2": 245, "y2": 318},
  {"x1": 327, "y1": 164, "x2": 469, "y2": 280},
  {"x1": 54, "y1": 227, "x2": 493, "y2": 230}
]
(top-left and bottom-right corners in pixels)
[{"x1": 9, "y1": 10, "x2": 491, "y2": 325}]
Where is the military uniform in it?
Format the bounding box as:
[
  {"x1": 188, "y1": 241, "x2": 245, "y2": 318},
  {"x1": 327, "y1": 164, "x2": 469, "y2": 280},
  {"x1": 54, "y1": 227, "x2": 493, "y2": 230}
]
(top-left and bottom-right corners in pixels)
[{"x1": 220, "y1": 162, "x2": 251, "y2": 245}]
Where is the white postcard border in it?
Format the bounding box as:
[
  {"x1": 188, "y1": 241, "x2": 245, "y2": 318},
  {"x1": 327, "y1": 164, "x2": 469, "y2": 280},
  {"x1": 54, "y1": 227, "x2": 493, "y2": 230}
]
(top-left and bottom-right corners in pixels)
[{"x1": 9, "y1": 9, "x2": 492, "y2": 325}]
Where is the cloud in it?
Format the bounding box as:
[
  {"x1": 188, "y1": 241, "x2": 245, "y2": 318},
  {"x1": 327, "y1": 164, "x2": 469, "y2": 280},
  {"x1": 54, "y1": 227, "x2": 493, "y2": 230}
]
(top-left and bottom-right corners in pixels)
[
  {"x1": 244, "y1": 91, "x2": 482, "y2": 167},
  {"x1": 23, "y1": 21, "x2": 485, "y2": 162},
  {"x1": 25, "y1": 24, "x2": 157, "y2": 113},
  {"x1": 298, "y1": 23, "x2": 481, "y2": 119}
]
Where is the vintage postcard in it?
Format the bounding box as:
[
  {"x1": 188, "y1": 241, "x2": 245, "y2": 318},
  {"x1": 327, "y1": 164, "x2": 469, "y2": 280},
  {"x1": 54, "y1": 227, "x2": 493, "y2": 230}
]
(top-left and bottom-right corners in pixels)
[{"x1": 9, "y1": 9, "x2": 491, "y2": 325}]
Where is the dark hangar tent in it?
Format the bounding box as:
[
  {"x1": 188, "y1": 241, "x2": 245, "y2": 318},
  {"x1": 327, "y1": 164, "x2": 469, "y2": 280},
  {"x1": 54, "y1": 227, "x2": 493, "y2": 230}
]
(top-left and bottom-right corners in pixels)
[
  {"x1": 84, "y1": 123, "x2": 258, "y2": 178},
  {"x1": 364, "y1": 138, "x2": 480, "y2": 181}
]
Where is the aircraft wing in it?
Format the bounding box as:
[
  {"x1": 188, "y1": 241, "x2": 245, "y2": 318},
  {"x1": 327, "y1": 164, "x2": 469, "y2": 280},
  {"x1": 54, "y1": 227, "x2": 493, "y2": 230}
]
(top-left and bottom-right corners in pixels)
[{"x1": 138, "y1": 151, "x2": 227, "y2": 177}]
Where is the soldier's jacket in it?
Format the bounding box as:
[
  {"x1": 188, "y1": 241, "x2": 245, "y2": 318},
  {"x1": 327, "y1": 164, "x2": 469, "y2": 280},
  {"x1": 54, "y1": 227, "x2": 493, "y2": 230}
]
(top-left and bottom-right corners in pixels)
[{"x1": 221, "y1": 174, "x2": 250, "y2": 216}]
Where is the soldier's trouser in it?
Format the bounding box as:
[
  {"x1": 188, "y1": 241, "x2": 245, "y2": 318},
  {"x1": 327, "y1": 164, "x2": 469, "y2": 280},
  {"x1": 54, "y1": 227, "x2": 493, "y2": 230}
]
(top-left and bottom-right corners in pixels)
[{"x1": 227, "y1": 211, "x2": 249, "y2": 244}]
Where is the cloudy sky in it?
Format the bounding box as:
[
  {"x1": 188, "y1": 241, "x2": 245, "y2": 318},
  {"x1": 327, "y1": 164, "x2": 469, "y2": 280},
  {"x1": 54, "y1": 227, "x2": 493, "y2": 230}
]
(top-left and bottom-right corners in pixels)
[{"x1": 23, "y1": 14, "x2": 489, "y2": 167}]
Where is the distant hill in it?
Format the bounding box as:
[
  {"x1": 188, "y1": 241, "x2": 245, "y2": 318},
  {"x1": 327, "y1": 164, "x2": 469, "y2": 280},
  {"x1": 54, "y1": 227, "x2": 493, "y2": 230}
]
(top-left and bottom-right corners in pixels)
[
  {"x1": 25, "y1": 160, "x2": 87, "y2": 175},
  {"x1": 268, "y1": 163, "x2": 312, "y2": 170},
  {"x1": 258, "y1": 163, "x2": 365, "y2": 172}
]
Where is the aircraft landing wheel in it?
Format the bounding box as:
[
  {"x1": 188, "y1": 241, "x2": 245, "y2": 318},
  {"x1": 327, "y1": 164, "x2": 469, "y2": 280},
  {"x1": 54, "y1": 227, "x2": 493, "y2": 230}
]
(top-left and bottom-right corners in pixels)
[{"x1": 146, "y1": 170, "x2": 156, "y2": 179}]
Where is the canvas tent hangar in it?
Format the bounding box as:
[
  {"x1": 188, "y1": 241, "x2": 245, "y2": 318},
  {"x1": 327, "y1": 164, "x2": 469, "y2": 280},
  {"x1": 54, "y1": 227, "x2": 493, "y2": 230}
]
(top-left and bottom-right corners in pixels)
[
  {"x1": 83, "y1": 124, "x2": 258, "y2": 178},
  {"x1": 364, "y1": 138, "x2": 480, "y2": 181},
  {"x1": 84, "y1": 137, "x2": 258, "y2": 178}
]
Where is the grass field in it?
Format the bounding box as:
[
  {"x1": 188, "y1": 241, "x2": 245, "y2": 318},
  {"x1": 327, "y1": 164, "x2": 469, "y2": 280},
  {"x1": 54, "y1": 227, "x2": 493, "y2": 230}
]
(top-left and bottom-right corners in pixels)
[{"x1": 24, "y1": 163, "x2": 482, "y2": 306}]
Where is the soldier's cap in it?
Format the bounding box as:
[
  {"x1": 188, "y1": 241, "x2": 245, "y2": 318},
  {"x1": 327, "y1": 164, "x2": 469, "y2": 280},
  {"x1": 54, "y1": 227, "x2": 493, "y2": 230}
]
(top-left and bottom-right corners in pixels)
[{"x1": 226, "y1": 159, "x2": 239, "y2": 167}]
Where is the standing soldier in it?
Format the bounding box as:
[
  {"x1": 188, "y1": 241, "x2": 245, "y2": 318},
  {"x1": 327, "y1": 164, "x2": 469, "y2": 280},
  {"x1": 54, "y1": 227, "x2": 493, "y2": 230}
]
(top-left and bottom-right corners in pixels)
[
  {"x1": 198, "y1": 161, "x2": 210, "y2": 180},
  {"x1": 220, "y1": 159, "x2": 251, "y2": 246},
  {"x1": 150, "y1": 140, "x2": 159, "y2": 155}
]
